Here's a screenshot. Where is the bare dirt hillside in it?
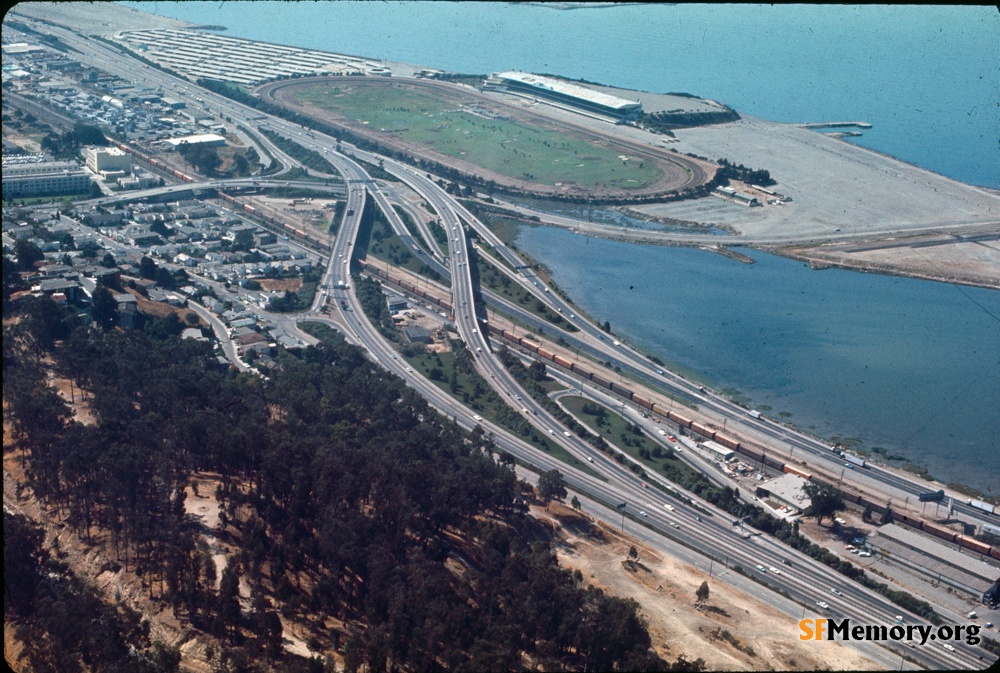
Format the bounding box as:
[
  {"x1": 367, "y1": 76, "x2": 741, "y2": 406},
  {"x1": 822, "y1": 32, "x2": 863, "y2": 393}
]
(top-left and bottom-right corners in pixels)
[{"x1": 535, "y1": 502, "x2": 881, "y2": 671}]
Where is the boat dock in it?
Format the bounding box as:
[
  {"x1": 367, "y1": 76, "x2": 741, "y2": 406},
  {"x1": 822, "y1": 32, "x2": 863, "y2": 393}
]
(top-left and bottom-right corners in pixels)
[{"x1": 799, "y1": 121, "x2": 872, "y2": 129}]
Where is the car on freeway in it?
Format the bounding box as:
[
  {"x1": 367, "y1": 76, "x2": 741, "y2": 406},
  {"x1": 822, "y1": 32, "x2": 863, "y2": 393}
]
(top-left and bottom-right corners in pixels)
[
  {"x1": 755, "y1": 565, "x2": 767, "y2": 573},
  {"x1": 669, "y1": 522, "x2": 679, "y2": 529},
  {"x1": 548, "y1": 429, "x2": 555, "y2": 435},
  {"x1": 816, "y1": 601, "x2": 829, "y2": 609},
  {"x1": 639, "y1": 510, "x2": 647, "y2": 517},
  {"x1": 768, "y1": 566, "x2": 780, "y2": 574},
  {"x1": 942, "y1": 643, "x2": 955, "y2": 652},
  {"x1": 664, "y1": 504, "x2": 675, "y2": 511},
  {"x1": 405, "y1": 367, "x2": 413, "y2": 372},
  {"x1": 830, "y1": 589, "x2": 842, "y2": 596}
]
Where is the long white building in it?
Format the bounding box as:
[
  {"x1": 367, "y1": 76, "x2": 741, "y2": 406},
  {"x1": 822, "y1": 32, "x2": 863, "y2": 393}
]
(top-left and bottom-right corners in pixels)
[{"x1": 488, "y1": 71, "x2": 643, "y2": 120}]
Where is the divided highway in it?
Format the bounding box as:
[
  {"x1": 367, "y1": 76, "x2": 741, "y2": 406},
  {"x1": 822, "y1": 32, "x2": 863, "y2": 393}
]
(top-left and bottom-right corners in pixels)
[{"x1": 16, "y1": 14, "x2": 995, "y2": 669}]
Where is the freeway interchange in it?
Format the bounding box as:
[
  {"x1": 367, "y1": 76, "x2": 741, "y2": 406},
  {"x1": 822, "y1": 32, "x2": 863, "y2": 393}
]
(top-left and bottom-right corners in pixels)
[{"x1": 15, "y1": 15, "x2": 996, "y2": 670}]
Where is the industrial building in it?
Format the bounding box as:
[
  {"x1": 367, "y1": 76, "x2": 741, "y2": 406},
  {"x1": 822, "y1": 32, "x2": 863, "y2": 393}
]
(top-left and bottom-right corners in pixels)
[
  {"x1": 487, "y1": 71, "x2": 643, "y2": 121},
  {"x1": 698, "y1": 439, "x2": 736, "y2": 462},
  {"x1": 755, "y1": 473, "x2": 811, "y2": 514},
  {"x1": 163, "y1": 133, "x2": 227, "y2": 149},
  {"x1": 2, "y1": 160, "x2": 93, "y2": 199},
  {"x1": 83, "y1": 146, "x2": 133, "y2": 175},
  {"x1": 715, "y1": 186, "x2": 761, "y2": 207},
  {"x1": 869, "y1": 523, "x2": 998, "y2": 595}
]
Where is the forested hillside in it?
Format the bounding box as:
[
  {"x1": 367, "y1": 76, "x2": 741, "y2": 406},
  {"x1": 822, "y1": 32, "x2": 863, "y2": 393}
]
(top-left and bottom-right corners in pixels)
[{"x1": 3, "y1": 294, "x2": 691, "y2": 672}]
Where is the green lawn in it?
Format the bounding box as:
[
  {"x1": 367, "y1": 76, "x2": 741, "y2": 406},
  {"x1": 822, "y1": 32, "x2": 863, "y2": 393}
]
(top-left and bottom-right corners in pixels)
[
  {"x1": 292, "y1": 83, "x2": 661, "y2": 189},
  {"x1": 559, "y1": 395, "x2": 698, "y2": 484},
  {"x1": 366, "y1": 209, "x2": 447, "y2": 285},
  {"x1": 477, "y1": 255, "x2": 578, "y2": 332}
]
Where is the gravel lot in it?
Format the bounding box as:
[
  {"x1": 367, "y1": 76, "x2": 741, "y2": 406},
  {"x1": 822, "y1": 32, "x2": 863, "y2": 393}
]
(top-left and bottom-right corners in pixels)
[
  {"x1": 13, "y1": 2, "x2": 193, "y2": 34},
  {"x1": 635, "y1": 115, "x2": 1000, "y2": 242}
]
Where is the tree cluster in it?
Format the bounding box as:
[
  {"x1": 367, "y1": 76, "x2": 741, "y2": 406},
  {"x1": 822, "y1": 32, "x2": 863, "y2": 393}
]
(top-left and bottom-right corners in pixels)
[
  {"x1": 640, "y1": 109, "x2": 740, "y2": 133},
  {"x1": 5, "y1": 510, "x2": 181, "y2": 673},
  {"x1": 715, "y1": 158, "x2": 776, "y2": 187},
  {"x1": 40, "y1": 122, "x2": 108, "y2": 160},
  {"x1": 177, "y1": 142, "x2": 222, "y2": 176},
  {"x1": 4, "y1": 297, "x2": 675, "y2": 671}
]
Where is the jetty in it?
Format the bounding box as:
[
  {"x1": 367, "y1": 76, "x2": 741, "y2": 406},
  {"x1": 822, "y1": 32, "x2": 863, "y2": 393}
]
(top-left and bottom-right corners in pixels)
[{"x1": 799, "y1": 121, "x2": 872, "y2": 129}]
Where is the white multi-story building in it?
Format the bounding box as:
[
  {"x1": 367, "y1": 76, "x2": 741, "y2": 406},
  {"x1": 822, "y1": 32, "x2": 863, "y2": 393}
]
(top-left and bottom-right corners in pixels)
[
  {"x1": 2, "y1": 161, "x2": 93, "y2": 199},
  {"x1": 83, "y1": 146, "x2": 133, "y2": 174}
]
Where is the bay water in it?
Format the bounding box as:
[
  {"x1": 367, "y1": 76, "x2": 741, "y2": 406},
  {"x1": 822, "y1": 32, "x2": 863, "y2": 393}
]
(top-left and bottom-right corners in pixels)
[{"x1": 125, "y1": 2, "x2": 999, "y2": 491}]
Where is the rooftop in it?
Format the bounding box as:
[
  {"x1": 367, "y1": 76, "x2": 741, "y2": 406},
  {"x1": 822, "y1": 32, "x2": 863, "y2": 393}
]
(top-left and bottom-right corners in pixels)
[{"x1": 495, "y1": 71, "x2": 641, "y2": 111}]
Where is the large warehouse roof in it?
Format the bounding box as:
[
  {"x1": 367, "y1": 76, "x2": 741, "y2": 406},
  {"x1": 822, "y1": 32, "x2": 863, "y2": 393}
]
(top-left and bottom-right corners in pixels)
[
  {"x1": 495, "y1": 71, "x2": 641, "y2": 112},
  {"x1": 163, "y1": 133, "x2": 226, "y2": 147}
]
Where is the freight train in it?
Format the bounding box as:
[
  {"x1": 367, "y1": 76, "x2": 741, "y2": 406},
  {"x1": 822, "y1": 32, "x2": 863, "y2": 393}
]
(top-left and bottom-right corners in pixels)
[
  {"x1": 365, "y1": 264, "x2": 1000, "y2": 563},
  {"x1": 890, "y1": 509, "x2": 999, "y2": 560},
  {"x1": 485, "y1": 324, "x2": 748, "y2": 448},
  {"x1": 216, "y1": 191, "x2": 325, "y2": 250},
  {"x1": 361, "y1": 262, "x2": 453, "y2": 314},
  {"x1": 115, "y1": 142, "x2": 196, "y2": 183}
]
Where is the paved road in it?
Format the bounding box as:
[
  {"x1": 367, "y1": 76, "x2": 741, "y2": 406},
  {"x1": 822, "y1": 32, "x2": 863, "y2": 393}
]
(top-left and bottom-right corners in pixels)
[{"x1": 17, "y1": 15, "x2": 995, "y2": 669}]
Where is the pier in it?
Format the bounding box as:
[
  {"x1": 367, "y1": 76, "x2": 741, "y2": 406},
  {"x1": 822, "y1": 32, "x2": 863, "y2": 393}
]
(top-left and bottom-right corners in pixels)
[{"x1": 799, "y1": 121, "x2": 872, "y2": 129}]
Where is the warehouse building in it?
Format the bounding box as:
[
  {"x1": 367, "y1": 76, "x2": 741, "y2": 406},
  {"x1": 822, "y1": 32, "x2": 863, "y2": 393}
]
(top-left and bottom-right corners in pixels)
[
  {"x1": 755, "y1": 473, "x2": 811, "y2": 514},
  {"x1": 163, "y1": 133, "x2": 227, "y2": 149},
  {"x1": 487, "y1": 71, "x2": 642, "y2": 121},
  {"x1": 697, "y1": 439, "x2": 736, "y2": 462}
]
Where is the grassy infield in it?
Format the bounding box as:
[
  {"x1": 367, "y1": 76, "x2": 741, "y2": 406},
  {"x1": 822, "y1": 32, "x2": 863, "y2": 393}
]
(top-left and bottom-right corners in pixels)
[
  {"x1": 285, "y1": 80, "x2": 702, "y2": 397},
  {"x1": 293, "y1": 81, "x2": 710, "y2": 486},
  {"x1": 292, "y1": 82, "x2": 661, "y2": 190}
]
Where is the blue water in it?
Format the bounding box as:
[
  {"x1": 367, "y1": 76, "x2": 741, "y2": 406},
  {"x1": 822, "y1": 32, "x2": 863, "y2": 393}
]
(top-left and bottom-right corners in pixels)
[
  {"x1": 123, "y1": 2, "x2": 1000, "y2": 490},
  {"x1": 515, "y1": 229, "x2": 1000, "y2": 491},
  {"x1": 127, "y1": 2, "x2": 999, "y2": 188}
]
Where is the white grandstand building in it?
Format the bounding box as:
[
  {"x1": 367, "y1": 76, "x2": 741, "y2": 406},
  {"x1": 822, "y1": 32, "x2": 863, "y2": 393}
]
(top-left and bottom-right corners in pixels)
[{"x1": 487, "y1": 71, "x2": 642, "y2": 121}]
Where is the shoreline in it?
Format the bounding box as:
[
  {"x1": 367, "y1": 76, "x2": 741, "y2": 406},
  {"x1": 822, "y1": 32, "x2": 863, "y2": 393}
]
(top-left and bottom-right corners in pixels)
[{"x1": 498, "y1": 233, "x2": 996, "y2": 501}]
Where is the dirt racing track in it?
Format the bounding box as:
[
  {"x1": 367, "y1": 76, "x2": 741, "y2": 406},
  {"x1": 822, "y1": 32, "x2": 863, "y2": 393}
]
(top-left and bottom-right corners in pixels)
[{"x1": 255, "y1": 77, "x2": 713, "y2": 200}]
